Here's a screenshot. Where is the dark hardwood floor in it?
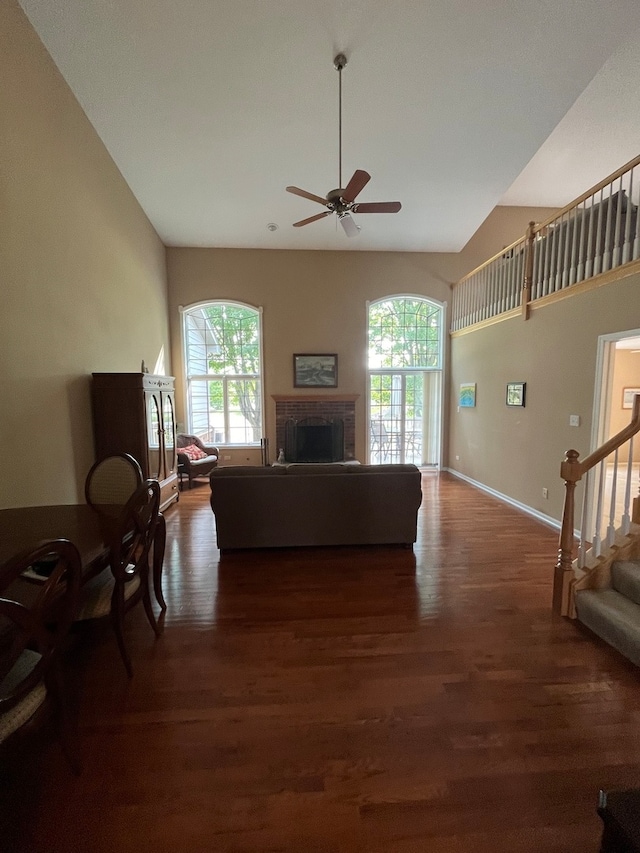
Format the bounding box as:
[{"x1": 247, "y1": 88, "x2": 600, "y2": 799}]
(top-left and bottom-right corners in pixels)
[{"x1": 3, "y1": 472, "x2": 640, "y2": 852}]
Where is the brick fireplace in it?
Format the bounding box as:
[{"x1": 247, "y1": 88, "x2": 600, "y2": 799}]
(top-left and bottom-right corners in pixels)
[{"x1": 272, "y1": 395, "x2": 358, "y2": 461}]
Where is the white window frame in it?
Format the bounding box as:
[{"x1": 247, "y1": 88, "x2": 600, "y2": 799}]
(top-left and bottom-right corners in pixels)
[
  {"x1": 366, "y1": 294, "x2": 446, "y2": 467},
  {"x1": 367, "y1": 293, "x2": 444, "y2": 371},
  {"x1": 180, "y1": 300, "x2": 265, "y2": 447}
]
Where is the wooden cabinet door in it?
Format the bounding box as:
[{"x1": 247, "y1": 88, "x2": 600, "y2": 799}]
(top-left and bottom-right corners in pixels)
[
  {"x1": 161, "y1": 391, "x2": 176, "y2": 479},
  {"x1": 144, "y1": 390, "x2": 163, "y2": 480}
]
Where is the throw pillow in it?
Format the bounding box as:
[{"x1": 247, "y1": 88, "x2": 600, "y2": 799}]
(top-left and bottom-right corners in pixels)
[{"x1": 179, "y1": 443, "x2": 207, "y2": 461}]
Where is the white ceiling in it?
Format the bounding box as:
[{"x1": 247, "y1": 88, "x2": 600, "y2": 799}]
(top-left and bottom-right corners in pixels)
[
  {"x1": 501, "y1": 34, "x2": 640, "y2": 207},
  {"x1": 18, "y1": 0, "x2": 640, "y2": 253}
]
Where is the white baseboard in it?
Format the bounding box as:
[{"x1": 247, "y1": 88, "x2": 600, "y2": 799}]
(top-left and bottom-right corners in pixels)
[{"x1": 443, "y1": 467, "x2": 564, "y2": 533}]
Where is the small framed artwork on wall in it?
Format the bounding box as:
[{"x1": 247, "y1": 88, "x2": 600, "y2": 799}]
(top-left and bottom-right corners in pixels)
[
  {"x1": 293, "y1": 354, "x2": 338, "y2": 388},
  {"x1": 506, "y1": 381, "x2": 526, "y2": 407},
  {"x1": 459, "y1": 383, "x2": 476, "y2": 408}
]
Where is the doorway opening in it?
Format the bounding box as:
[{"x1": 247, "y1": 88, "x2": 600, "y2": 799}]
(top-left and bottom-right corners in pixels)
[{"x1": 589, "y1": 329, "x2": 640, "y2": 543}]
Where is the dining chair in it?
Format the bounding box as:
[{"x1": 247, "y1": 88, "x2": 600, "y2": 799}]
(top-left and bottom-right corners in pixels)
[
  {"x1": 0, "y1": 539, "x2": 82, "y2": 773},
  {"x1": 75, "y1": 479, "x2": 161, "y2": 677},
  {"x1": 85, "y1": 453, "x2": 143, "y2": 514},
  {"x1": 85, "y1": 452, "x2": 167, "y2": 611}
]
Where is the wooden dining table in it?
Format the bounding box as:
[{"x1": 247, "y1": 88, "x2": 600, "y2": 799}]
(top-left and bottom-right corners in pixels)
[{"x1": 0, "y1": 503, "x2": 167, "y2": 609}]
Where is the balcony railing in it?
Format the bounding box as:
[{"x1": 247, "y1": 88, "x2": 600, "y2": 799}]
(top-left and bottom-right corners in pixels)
[{"x1": 451, "y1": 155, "x2": 640, "y2": 333}]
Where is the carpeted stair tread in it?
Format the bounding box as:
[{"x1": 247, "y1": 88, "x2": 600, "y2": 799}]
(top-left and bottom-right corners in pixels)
[
  {"x1": 575, "y1": 587, "x2": 640, "y2": 667},
  {"x1": 612, "y1": 560, "x2": 640, "y2": 607}
]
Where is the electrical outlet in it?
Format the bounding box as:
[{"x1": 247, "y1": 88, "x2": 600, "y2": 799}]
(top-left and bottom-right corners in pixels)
[
  {"x1": 542, "y1": 488, "x2": 549, "y2": 499},
  {"x1": 455, "y1": 455, "x2": 460, "y2": 461},
  {"x1": 569, "y1": 414, "x2": 580, "y2": 427},
  {"x1": 223, "y1": 454, "x2": 231, "y2": 460}
]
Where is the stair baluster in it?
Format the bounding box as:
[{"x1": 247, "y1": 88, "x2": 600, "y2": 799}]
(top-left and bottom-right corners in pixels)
[
  {"x1": 606, "y1": 448, "x2": 620, "y2": 549},
  {"x1": 622, "y1": 435, "x2": 634, "y2": 535}
]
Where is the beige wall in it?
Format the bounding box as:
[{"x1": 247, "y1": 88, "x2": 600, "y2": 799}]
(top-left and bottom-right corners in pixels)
[
  {"x1": 167, "y1": 205, "x2": 555, "y2": 465},
  {"x1": 449, "y1": 272, "x2": 640, "y2": 521},
  {"x1": 0, "y1": 2, "x2": 170, "y2": 508},
  {"x1": 609, "y1": 348, "x2": 640, "y2": 462},
  {"x1": 167, "y1": 249, "x2": 460, "y2": 463}
]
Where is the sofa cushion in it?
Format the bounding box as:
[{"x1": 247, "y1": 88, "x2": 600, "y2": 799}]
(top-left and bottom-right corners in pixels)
[
  {"x1": 189, "y1": 454, "x2": 218, "y2": 469},
  {"x1": 211, "y1": 466, "x2": 286, "y2": 477},
  {"x1": 347, "y1": 463, "x2": 419, "y2": 474},
  {"x1": 282, "y1": 463, "x2": 352, "y2": 475}
]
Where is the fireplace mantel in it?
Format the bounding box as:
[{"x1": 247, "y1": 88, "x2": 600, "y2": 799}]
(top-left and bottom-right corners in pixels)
[{"x1": 271, "y1": 394, "x2": 359, "y2": 403}]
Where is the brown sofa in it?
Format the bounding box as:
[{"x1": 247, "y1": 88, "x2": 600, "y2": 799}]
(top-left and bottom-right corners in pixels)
[
  {"x1": 209, "y1": 463, "x2": 422, "y2": 551},
  {"x1": 176, "y1": 434, "x2": 219, "y2": 489}
]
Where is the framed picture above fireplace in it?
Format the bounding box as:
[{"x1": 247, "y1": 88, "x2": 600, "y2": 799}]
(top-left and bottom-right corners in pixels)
[{"x1": 293, "y1": 354, "x2": 338, "y2": 388}]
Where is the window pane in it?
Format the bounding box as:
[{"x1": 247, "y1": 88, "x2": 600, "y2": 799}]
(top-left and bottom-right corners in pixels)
[
  {"x1": 188, "y1": 379, "x2": 225, "y2": 445},
  {"x1": 203, "y1": 304, "x2": 260, "y2": 376},
  {"x1": 404, "y1": 374, "x2": 423, "y2": 465},
  {"x1": 184, "y1": 302, "x2": 263, "y2": 445},
  {"x1": 186, "y1": 311, "x2": 218, "y2": 375},
  {"x1": 368, "y1": 298, "x2": 441, "y2": 369},
  {"x1": 370, "y1": 374, "x2": 393, "y2": 421},
  {"x1": 226, "y1": 379, "x2": 262, "y2": 444}
]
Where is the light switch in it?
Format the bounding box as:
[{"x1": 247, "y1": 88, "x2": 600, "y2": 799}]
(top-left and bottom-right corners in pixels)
[{"x1": 569, "y1": 414, "x2": 580, "y2": 427}]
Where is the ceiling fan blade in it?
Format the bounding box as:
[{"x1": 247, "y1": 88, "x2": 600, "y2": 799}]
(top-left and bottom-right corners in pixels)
[
  {"x1": 341, "y1": 170, "x2": 371, "y2": 203},
  {"x1": 339, "y1": 213, "x2": 360, "y2": 237},
  {"x1": 293, "y1": 211, "x2": 332, "y2": 228},
  {"x1": 286, "y1": 186, "x2": 328, "y2": 206},
  {"x1": 353, "y1": 201, "x2": 402, "y2": 214}
]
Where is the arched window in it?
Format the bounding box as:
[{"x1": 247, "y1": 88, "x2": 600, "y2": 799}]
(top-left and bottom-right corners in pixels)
[
  {"x1": 368, "y1": 296, "x2": 443, "y2": 466},
  {"x1": 182, "y1": 301, "x2": 263, "y2": 445}
]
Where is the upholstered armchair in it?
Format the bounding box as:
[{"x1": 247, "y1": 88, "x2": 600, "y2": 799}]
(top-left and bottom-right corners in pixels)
[{"x1": 176, "y1": 434, "x2": 219, "y2": 489}]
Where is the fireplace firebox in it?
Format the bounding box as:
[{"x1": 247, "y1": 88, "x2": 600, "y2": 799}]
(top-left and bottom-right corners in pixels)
[{"x1": 284, "y1": 417, "x2": 344, "y2": 463}]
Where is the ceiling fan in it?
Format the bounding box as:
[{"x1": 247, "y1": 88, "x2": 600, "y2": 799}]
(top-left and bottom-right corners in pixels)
[{"x1": 286, "y1": 54, "x2": 402, "y2": 237}]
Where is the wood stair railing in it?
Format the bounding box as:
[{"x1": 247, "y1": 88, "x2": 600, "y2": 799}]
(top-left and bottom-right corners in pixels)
[{"x1": 554, "y1": 394, "x2": 640, "y2": 616}]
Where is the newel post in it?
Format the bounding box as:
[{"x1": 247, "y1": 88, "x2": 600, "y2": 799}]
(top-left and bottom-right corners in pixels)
[
  {"x1": 522, "y1": 220, "x2": 536, "y2": 320},
  {"x1": 553, "y1": 449, "x2": 582, "y2": 615}
]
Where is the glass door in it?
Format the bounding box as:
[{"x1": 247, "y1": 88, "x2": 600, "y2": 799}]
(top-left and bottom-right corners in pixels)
[
  {"x1": 162, "y1": 392, "x2": 176, "y2": 477},
  {"x1": 369, "y1": 371, "x2": 441, "y2": 466},
  {"x1": 145, "y1": 391, "x2": 162, "y2": 480}
]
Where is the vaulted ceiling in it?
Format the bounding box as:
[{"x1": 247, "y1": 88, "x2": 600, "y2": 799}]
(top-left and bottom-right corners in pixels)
[{"x1": 18, "y1": 0, "x2": 640, "y2": 252}]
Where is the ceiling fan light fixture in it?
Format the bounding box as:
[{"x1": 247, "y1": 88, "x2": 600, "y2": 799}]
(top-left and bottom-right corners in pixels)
[{"x1": 339, "y1": 212, "x2": 360, "y2": 237}]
